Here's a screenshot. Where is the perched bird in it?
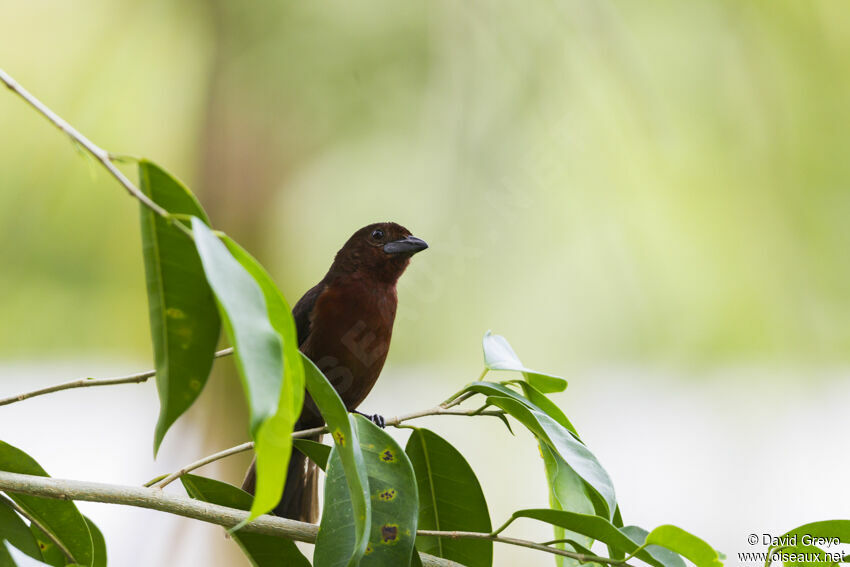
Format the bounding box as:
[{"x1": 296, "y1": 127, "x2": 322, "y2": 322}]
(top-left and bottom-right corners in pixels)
[{"x1": 242, "y1": 222, "x2": 428, "y2": 522}]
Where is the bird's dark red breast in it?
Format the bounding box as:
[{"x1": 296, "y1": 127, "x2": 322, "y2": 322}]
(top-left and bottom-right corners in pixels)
[{"x1": 241, "y1": 221, "x2": 427, "y2": 522}]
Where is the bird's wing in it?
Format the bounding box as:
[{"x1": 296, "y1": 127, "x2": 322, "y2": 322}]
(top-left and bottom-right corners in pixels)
[{"x1": 292, "y1": 281, "x2": 326, "y2": 347}]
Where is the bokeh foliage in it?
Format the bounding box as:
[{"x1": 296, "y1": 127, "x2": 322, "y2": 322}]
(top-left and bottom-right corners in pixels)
[{"x1": 2, "y1": 0, "x2": 850, "y2": 371}]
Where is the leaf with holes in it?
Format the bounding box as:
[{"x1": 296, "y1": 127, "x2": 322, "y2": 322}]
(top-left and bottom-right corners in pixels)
[
  {"x1": 405, "y1": 428, "x2": 492, "y2": 567},
  {"x1": 0, "y1": 442, "x2": 93, "y2": 566},
  {"x1": 482, "y1": 331, "x2": 566, "y2": 393},
  {"x1": 315, "y1": 416, "x2": 417, "y2": 567},
  {"x1": 181, "y1": 475, "x2": 309, "y2": 566},
  {"x1": 221, "y1": 236, "x2": 306, "y2": 522},
  {"x1": 138, "y1": 161, "x2": 220, "y2": 455},
  {"x1": 303, "y1": 355, "x2": 370, "y2": 567}
]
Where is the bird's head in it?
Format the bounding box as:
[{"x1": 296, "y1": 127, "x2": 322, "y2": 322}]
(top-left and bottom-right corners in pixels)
[{"x1": 329, "y1": 222, "x2": 428, "y2": 284}]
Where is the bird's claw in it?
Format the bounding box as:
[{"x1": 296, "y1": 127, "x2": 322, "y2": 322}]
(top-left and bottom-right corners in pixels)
[{"x1": 354, "y1": 410, "x2": 386, "y2": 428}]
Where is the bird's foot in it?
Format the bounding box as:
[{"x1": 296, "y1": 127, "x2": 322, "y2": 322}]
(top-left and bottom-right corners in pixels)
[{"x1": 354, "y1": 410, "x2": 386, "y2": 428}]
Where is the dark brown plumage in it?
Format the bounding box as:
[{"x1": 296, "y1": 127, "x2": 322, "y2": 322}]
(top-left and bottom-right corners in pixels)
[{"x1": 242, "y1": 222, "x2": 427, "y2": 521}]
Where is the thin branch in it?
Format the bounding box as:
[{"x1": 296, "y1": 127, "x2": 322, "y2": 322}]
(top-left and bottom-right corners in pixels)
[
  {"x1": 150, "y1": 405, "x2": 507, "y2": 488},
  {"x1": 0, "y1": 471, "x2": 632, "y2": 567},
  {"x1": 0, "y1": 493, "x2": 75, "y2": 563},
  {"x1": 0, "y1": 471, "x2": 460, "y2": 567},
  {"x1": 0, "y1": 68, "x2": 192, "y2": 238},
  {"x1": 417, "y1": 530, "x2": 634, "y2": 566},
  {"x1": 148, "y1": 441, "x2": 253, "y2": 488},
  {"x1": 0, "y1": 348, "x2": 234, "y2": 407}
]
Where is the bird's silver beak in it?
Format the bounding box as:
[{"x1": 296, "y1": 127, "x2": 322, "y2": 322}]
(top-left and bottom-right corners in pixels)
[{"x1": 383, "y1": 235, "x2": 428, "y2": 255}]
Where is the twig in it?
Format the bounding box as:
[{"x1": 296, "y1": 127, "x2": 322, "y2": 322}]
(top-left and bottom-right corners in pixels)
[
  {"x1": 0, "y1": 471, "x2": 460, "y2": 567},
  {"x1": 147, "y1": 441, "x2": 253, "y2": 488},
  {"x1": 0, "y1": 68, "x2": 191, "y2": 238},
  {"x1": 0, "y1": 348, "x2": 234, "y2": 407},
  {"x1": 417, "y1": 529, "x2": 634, "y2": 566},
  {"x1": 0, "y1": 493, "x2": 76, "y2": 563},
  {"x1": 0, "y1": 471, "x2": 632, "y2": 566},
  {"x1": 150, "y1": 405, "x2": 507, "y2": 488}
]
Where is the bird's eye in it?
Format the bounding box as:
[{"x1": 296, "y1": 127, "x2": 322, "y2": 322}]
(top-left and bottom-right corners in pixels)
[{"x1": 371, "y1": 229, "x2": 385, "y2": 240}]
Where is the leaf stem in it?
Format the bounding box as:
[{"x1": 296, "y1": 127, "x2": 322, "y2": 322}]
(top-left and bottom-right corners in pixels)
[{"x1": 0, "y1": 348, "x2": 234, "y2": 407}]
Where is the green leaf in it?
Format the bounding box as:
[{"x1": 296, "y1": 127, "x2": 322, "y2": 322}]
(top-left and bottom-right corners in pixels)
[
  {"x1": 138, "y1": 160, "x2": 221, "y2": 456},
  {"x1": 316, "y1": 417, "x2": 417, "y2": 567},
  {"x1": 645, "y1": 525, "x2": 723, "y2": 567},
  {"x1": 539, "y1": 443, "x2": 595, "y2": 567},
  {"x1": 482, "y1": 331, "x2": 566, "y2": 393},
  {"x1": 1, "y1": 542, "x2": 49, "y2": 567},
  {"x1": 28, "y1": 526, "x2": 63, "y2": 567},
  {"x1": 0, "y1": 499, "x2": 41, "y2": 562},
  {"x1": 82, "y1": 519, "x2": 105, "y2": 567},
  {"x1": 766, "y1": 521, "x2": 850, "y2": 567},
  {"x1": 405, "y1": 428, "x2": 492, "y2": 567},
  {"x1": 773, "y1": 545, "x2": 836, "y2": 567},
  {"x1": 515, "y1": 382, "x2": 577, "y2": 436},
  {"x1": 486, "y1": 397, "x2": 616, "y2": 519},
  {"x1": 0, "y1": 442, "x2": 93, "y2": 566},
  {"x1": 221, "y1": 236, "x2": 305, "y2": 522},
  {"x1": 192, "y1": 217, "x2": 283, "y2": 436},
  {"x1": 302, "y1": 355, "x2": 370, "y2": 567},
  {"x1": 459, "y1": 382, "x2": 578, "y2": 437},
  {"x1": 620, "y1": 526, "x2": 685, "y2": 567},
  {"x1": 510, "y1": 509, "x2": 667, "y2": 567},
  {"x1": 181, "y1": 475, "x2": 309, "y2": 567},
  {"x1": 293, "y1": 439, "x2": 331, "y2": 471}
]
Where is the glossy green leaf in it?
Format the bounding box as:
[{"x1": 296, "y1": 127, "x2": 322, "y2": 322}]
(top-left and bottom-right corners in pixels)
[
  {"x1": 620, "y1": 526, "x2": 686, "y2": 567},
  {"x1": 460, "y1": 382, "x2": 578, "y2": 437},
  {"x1": 645, "y1": 525, "x2": 723, "y2": 567},
  {"x1": 539, "y1": 443, "x2": 595, "y2": 567},
  {"x1": 405, "y1": 428, "x2": 492, "y2": 567},
  {"x1": 303, "y1": 355, "x2": 370, "y2": 567},
  {"x1": 774, "y1": 545, "x2": 835, "y2": 567},
  {"x1": 221, "y1": 236, "x2": 305, "y2": 522},
  {"x1": 138, "y1": 161, "x2": 220, "y2": 455},
  {"x1": 482, "y1": 331, "x2": 566, "y2": 393},
  {"x1": 487, "y1": 397, "x2": 616, "y2": 519},
  {"x1": 0, "y1": 442, "x2": 92, "y2": 566},
  {"x1": 181, "y1": 475, "x2": 309, "y2": 567},
  {"x1": 192, "y1": 217, "x2": 283, "y2": 436},
  {"x1": 316, "y1": 416, "x2": 417, "y2": 567},
  {"x1": 82, "y1": 519, "x2": 104, "y2": 567},
  {"x1": 510, "y1": 509, "x2": 667, "y2": 567},
  {"x1": 0, "y1": 499, "x2": 41, "y2": 562},
  {"x1": 515, "y1": 382, "x2": 577, "y2": 436},
  {"x1": 766, "y1": 521, "x2": 850, "y2": 567},
  {"x1": 293, "y1": 439, "x2": 331, "y2": 471},
  {"x1": 774, "y1": 520, "x2": 850, "y2": 546}
]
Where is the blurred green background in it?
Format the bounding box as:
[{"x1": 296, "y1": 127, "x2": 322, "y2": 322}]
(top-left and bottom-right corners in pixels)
[
  {"x1": 3, "y1": 0, "x2": 850, "y2": 371},
  {"x1": 2, "y1": 1, "x2": 850, "y2": 565}
]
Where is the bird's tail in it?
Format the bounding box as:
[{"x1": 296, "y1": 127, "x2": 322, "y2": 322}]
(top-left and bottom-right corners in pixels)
[{"x1": 241, "y1": 433, "x2": 321, "y2": 523}]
